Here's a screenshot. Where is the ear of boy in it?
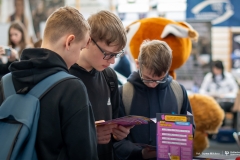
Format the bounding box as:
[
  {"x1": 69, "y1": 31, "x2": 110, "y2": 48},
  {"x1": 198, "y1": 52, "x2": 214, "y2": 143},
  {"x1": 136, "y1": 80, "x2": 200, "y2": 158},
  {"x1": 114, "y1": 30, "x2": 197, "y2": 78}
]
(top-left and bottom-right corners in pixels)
[
  {"x1": 65, "y1": 35, "x2": 75, "y2": 51},
  {"x1": 135, "y1": 59, "x2": 140, "y2": 69},
  {"x1": 42, "y1": 34, "x2": 75, "y2": 53}
]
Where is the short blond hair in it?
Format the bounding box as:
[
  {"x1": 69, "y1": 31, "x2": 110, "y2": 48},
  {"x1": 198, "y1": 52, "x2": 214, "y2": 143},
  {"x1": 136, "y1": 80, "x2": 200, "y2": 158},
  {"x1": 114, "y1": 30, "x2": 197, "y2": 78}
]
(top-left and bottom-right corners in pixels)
[
  {"x1": 43, "y1": 6, "x2": 90, "y2": 43},
  {"x1": 138, "y1": 40, "x2": 172, "y2": 76},
  {"x1": 88, "y1": 10, "x2": 127, "y2": 51}
]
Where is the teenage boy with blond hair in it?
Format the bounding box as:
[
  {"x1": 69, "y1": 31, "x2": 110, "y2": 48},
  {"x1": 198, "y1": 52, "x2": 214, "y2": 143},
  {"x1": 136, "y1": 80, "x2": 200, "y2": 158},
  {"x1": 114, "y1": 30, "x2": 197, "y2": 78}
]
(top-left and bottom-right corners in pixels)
[
  {"x1": 0, "y1": 6, "x2": 98, "y2": 159},
  {"x1": 113, "y1": 40, "x2": 194, "y2": 160},
  {"x1": 69, "y1": 10, "x2": 131, "y2": 160}
]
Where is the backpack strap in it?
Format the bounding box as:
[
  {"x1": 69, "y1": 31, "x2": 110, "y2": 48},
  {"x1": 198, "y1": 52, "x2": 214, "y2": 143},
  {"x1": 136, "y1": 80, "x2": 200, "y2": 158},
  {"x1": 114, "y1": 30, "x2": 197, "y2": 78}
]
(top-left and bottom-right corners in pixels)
[
  {"x1": 2, "y1": 71, "x2": 76, "y2": 100},
  {"x1": 28, "y1": 71, "x2": 76, "y2": 98},
  {"x1": 170, "y1": 80, "x2": 183, "y2": 114},
  {"x1": 2, "y1": 73, "x2": 16, "y2": 99},
  {"x1": 122, "y1": 80, "x2": 183, "y2": 115},
  {"x1": 122, "y1": 82, "x2": 134, "y2": 115},
  {"x1": 103, "y1": 67, "x2": 117, "y2": 93}
]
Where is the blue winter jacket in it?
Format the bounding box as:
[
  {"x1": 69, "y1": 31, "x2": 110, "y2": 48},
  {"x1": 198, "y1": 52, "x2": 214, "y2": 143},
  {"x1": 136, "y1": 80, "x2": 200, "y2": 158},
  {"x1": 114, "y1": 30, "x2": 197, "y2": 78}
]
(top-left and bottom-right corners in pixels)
[{"x1": 113, "y1": 71, "x2": 194, "y2": 160}]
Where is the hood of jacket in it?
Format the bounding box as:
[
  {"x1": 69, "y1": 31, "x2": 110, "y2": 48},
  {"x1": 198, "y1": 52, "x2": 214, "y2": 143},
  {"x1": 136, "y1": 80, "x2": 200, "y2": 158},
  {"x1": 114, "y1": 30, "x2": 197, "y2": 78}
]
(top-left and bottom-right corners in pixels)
[
  {"x1": 9, "y1": 48, "x2": 69, "y2": 93},
  {"x1": 70, "y1": 63, "x2": 97, "y2": 77}
]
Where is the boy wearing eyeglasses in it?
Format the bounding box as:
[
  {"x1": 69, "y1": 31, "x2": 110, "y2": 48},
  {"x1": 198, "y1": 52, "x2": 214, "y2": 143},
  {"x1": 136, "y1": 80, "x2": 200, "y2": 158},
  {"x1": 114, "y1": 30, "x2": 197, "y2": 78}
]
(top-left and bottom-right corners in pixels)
[
  {"x1": 114, "y1": 40, "x2": 194, "y2": 160},
  {"x1": 69, "y1": 10, "x2": 132, "y2": 160}
]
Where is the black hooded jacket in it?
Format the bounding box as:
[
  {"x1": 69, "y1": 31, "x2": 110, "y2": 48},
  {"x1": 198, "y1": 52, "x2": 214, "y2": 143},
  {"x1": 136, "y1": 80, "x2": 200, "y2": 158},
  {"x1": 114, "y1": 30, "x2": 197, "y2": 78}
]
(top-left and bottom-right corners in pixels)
[
  {"x1": 114, "y1": 71, "x2": 194, "y2": 160},
  {"x1": 69, "y1": 64, "x2": 119, "y2": 160},
  {"x1": 0, "y1": 48, "x2": 98, "y2": 160}
]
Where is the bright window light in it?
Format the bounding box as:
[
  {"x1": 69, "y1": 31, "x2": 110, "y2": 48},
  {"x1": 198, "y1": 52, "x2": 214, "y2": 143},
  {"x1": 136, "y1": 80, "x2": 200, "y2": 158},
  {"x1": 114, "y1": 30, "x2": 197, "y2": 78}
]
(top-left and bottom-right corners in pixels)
[{"x1": 157, "y1": 2, "x2": 186, "y2": 12}]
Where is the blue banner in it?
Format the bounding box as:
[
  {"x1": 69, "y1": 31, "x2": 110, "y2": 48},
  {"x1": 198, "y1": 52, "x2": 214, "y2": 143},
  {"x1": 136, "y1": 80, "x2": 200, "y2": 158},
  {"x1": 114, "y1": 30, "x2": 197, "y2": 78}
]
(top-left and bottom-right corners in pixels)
[{"x1": 186, "y1": 0, "x2": 240, "y2": 26}]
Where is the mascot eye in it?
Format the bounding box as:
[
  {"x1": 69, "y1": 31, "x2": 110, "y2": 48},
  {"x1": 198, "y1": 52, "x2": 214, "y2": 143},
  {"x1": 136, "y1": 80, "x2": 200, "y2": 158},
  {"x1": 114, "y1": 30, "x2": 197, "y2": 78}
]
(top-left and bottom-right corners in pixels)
[{"x1": 126, "y1": 27, "x2": 130, "y2": 33}]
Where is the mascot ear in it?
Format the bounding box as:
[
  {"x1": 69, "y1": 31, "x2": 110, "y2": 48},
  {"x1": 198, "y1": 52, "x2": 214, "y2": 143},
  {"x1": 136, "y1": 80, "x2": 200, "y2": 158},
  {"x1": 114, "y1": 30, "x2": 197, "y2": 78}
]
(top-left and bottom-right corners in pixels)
[
  {"x1": 161, "y1": 23, "x2": 199, "y2": 42},
  {"x1": 126, "y1": 22, "x2": 141, "y2": 44},
  {"x1": 125, "y1": 22, "x2": 141, "y2": 71}
]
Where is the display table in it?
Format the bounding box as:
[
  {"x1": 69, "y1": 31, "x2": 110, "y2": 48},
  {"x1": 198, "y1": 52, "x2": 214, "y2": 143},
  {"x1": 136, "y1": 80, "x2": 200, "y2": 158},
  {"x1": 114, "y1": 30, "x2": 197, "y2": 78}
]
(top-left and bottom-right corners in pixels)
[{"x1": 212, "y1": 93, "x2": 236, "y2": 103}]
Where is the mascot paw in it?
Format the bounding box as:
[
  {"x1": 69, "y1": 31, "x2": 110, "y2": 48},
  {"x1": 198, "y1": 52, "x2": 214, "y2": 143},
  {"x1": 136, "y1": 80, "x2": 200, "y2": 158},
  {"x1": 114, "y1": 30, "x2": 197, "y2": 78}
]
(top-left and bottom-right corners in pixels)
[{"x1": 193, "y1": 130, "x2": 209, "y2": 156}]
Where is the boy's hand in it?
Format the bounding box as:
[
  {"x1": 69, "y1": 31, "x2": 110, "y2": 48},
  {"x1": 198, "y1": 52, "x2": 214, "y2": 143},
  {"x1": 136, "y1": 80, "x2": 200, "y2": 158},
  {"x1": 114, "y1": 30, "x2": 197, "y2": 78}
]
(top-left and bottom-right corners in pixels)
[
  {"x1": 142, "y1": 148, "x2": 156, "y2": 159},
  {"x1": 95, "y1": 120, "x2": 117, "y2": 144},
  {"x1": 112, "y1": 125, "x2": 134, "y2": 141}
]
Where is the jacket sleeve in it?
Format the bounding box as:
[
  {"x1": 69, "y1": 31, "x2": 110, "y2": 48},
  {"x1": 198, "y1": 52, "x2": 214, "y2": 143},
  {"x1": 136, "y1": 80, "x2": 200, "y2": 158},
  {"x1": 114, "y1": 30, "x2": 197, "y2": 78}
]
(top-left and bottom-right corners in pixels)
[
  {"x1": 0, "y1": 61, "x2": 12, "y2": 75},
  {"x1": 60, "y1": 79, "x2": 98, "y2": 160},
  {"x1": 180, "y1": 84, "x2": 195, "y2": 135},
  {"x1": 113, "y1": 86, "x2": 144, "y2": 160}
]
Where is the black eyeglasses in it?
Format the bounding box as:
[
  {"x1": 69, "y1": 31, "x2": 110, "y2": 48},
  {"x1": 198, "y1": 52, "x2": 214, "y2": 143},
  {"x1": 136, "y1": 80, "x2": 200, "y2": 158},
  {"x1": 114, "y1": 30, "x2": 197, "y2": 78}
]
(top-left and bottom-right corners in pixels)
[
  {"x1": 91, "y1": 38, "x2": 124, "y2": 60},
  {"x1": 139, "y1": 67, "x2": 167, "y2": 84}
]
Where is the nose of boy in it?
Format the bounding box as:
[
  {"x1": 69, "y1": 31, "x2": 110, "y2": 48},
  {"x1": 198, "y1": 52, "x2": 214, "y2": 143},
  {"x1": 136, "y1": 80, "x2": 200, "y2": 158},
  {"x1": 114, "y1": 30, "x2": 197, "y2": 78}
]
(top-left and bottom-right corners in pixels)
[
  {"x1": 148, "y1": 82, "x2": 158, "y2": 88},
  {"x1": 108, "y1": 56, "x2": 115, "y2": 64}
]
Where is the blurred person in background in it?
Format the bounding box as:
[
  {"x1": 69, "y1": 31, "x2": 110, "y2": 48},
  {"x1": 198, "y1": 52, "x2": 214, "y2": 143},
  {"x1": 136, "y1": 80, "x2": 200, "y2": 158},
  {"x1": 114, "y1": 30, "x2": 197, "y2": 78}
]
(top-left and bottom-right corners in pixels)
[
  {"x1": 8, "y1": 21, "x2": 33, "y2": 57},
  {"x1": 199, "y1": 60, "x2": 239, "y2": 128},
  {"x1": 114, "y1": 53, "x2": 131, "y2": 78},
  {"x1": 8, "y1": 0, "x2": 28, "y2": 30},
  {"x1": 0, "y1": 21, "x2": 32, "y2": 77}
]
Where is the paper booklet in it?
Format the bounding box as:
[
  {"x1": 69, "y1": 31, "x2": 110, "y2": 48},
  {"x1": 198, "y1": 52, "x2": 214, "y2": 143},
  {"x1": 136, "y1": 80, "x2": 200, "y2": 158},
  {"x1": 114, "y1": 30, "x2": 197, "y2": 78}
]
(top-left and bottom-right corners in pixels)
[
  {"x1": 157, "y1": 113, "x2": 193, "y2": 160},
  {"x1": 95, "y1": 115, "x2": 156, "y2": 126}
]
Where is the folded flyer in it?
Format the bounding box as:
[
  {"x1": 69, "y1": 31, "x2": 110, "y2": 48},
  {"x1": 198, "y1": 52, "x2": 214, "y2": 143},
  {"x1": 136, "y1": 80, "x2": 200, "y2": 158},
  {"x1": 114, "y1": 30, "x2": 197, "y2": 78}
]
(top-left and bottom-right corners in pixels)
[
  {"x1": 157, "y1": 113, "x2": 193, "y2": 160},
  {"x1": 96, "y1": 115, "x2": 155, "y2": 126}
]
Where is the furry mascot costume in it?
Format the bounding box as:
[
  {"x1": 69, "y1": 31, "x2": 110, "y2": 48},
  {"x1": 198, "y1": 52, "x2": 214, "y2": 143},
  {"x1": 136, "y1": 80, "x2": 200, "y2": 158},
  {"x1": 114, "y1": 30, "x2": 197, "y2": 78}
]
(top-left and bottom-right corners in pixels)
[
  {"x1": 125, "y1": 17, "x2": 198, "y2": 79},
  {"x1": 125, "y1": 17, "x2": 224, "y2": 155}
]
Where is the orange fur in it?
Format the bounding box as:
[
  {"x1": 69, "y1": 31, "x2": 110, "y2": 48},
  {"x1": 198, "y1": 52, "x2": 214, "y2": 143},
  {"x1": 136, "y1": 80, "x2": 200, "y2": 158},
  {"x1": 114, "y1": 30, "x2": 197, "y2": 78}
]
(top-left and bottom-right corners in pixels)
[
  {"x1": 193, "y1": 131, "x2": 209, "y2": 156},
  {"x1": 189, "y1": 94, "x2": 225, "y2": 155}
]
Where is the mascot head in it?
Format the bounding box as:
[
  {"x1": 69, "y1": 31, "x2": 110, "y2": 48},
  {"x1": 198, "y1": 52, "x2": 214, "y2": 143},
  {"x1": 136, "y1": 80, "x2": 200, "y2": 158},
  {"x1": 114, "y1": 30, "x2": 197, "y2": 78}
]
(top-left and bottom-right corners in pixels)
[{"x1": 126, "y1": 17, "x2": 198, "y2": 79}]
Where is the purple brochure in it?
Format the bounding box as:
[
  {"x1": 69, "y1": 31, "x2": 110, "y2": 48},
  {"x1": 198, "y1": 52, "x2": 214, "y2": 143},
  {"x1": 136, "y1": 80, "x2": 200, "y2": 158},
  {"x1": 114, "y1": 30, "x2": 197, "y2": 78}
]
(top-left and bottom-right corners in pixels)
[
  {"x1": 96, "y1": 115, "x2": 155, "y2": 126},
  {"x1": 157, "y1": 113, "x2": 193, "y2": 160}
]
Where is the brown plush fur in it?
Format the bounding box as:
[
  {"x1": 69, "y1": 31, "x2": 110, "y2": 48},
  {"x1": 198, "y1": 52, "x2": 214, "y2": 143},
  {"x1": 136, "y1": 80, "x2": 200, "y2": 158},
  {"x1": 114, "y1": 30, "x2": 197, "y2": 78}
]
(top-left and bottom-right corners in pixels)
[
  {"x1": 193, "y1": 131, "x2": 209, "y2": 156},
  {"x1": 189, "y1": 94, "x2": 225, "y2": 155}
]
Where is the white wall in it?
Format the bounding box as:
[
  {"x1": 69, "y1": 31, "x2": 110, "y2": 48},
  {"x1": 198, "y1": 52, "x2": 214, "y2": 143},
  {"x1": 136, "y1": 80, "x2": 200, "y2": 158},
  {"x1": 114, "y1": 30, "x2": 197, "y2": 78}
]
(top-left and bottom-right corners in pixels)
[
  {"x1": 0, "y1": 23, "x2": 10, "y2": 46},
  {"x1": 212, "y1": 27, "x2": 240, "y2": 71}
]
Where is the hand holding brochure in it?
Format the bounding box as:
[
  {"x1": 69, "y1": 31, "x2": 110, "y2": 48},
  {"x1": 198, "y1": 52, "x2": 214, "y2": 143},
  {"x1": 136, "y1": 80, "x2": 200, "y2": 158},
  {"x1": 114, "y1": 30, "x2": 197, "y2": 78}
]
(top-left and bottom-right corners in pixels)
[
  {"x1": 96, "y1": 115, "x2": 155, "y2": 126},
  {"x1": 135, "y1": 143, "x2": 156, "y2": 151}
]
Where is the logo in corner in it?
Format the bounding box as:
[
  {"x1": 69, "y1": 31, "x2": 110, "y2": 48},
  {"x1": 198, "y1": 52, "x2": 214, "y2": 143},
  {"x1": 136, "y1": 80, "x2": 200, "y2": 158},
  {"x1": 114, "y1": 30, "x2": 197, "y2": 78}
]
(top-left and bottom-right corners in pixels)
[{"x1": 225, "y1": 151, "x2": 229, "y2": 155}]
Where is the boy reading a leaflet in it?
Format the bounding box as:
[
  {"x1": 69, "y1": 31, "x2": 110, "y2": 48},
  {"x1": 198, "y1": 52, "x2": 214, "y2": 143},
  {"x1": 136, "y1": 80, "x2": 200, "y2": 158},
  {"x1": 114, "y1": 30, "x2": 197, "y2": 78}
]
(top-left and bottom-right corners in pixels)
[
  {"x1": 114, "y1": 40, "x2": 194, "y2": 160},
  {"x1": 69, "y1": 10, "x2": 132, "y2": 160}
]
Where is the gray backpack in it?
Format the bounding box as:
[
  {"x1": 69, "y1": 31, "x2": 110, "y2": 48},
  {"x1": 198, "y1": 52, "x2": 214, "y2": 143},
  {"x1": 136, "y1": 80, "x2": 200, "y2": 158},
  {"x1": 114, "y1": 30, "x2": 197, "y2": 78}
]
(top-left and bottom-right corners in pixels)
[
  {"x1": 0, "y1": 71, "x2": 76, "y2": 160},
  {"x1": 122, "y1": 80, "x2": 183, "y2": 115}
]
